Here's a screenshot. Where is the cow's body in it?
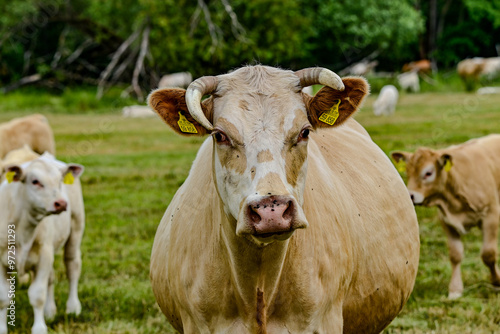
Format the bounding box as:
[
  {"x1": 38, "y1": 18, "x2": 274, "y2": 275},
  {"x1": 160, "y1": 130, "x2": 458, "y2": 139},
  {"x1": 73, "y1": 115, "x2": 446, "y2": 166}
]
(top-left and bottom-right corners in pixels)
[
  {"x1": 0, "y1": 150, "x2": 84, "y2": 334},
  {"x1": 0, "y1": 114, "x2": 55, "y2": 159},
  {"x1": 158, "y1": 72, "x2": 193, "y2": 89},
  {"x1": 402, "y1": 59, "x2": 432, "y2": 74},
  {"x1": 373, "y1": 85, "x2": 398, "y2": 116},
  {"x1": 392, "y1": 134, "x2": 500, "y2": 299},
  {"x1": 149, "y1": 65, "x2": 420, "y2": 333},
  {"x1": 397, "y1": 71, "x2": 419, "y2": 93}
]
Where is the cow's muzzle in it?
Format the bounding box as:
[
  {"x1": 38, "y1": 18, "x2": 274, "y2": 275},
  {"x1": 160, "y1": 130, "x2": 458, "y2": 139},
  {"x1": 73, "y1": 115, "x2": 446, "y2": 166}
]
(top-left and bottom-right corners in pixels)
[{"x1": 239, "y1": 195, "x2": 308, "y2": 242}]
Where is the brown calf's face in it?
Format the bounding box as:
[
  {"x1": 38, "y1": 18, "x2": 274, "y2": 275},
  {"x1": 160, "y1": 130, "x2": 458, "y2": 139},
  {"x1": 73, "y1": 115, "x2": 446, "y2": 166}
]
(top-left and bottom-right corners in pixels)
[
  {"x1": 149, "y1": 66, "x2": 368, "y2": 246},
  {"x1": 392, "y1": 148, "x2": 452, "y2": 205}
]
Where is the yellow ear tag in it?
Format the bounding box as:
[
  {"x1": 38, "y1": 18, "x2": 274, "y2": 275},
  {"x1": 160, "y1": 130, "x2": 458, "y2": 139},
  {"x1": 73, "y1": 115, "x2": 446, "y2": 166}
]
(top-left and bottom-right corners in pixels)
[
  {"x1": 63, "y1": 172, "x2": 75, "y2": 185},
  {"x1": 5, "y1": 171, "x2": 15, "y2": 183},
  {"x1": 177, "y1": 112, "x2": 198, "y2": 134},
  {"x1": 319, "y1": 99, "x2": 341, "y2": 125},
  {"x1": 395, "y1": 160, "x2": 406, "y2": 173},
  {"x1": 444, "y1": 159, "x2": 452, "y2": 172}
]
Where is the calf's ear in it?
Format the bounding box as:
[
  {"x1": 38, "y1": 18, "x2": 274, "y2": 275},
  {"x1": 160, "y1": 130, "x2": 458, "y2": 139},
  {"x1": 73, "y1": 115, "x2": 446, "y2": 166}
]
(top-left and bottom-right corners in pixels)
[
  {"x1": 391, "y1": 151, "x2": 412, "y2": 163},
  {"x1": 306, "y1": 77, "x2": 369, "y2": 128},
  {"x1": 438, "y1": 153, "x2": 453, "y2": 171},
  {"x1": 4, "y1": 165, "x2": 23, "y2": 183},
  {"x1": 148, "y1": 88, "x2": 213, "y2": 136}
]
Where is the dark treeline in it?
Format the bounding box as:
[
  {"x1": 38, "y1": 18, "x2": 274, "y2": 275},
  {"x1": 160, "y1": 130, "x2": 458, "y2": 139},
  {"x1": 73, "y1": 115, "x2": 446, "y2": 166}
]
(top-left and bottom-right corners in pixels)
[{"x1": 1, "y1": 0, "x2": 499, "y2": 98}]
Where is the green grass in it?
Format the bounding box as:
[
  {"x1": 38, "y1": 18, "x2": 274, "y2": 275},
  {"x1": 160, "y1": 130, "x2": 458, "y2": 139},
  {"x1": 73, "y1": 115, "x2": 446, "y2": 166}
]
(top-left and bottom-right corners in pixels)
[{"x1": 1, "y1": 87, "x2": 500, "y2": 333}]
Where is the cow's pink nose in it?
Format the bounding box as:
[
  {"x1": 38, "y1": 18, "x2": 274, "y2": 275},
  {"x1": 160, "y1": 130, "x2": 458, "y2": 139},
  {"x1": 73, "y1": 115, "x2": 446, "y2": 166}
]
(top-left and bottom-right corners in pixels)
[
  {"x1": 247, "y1": 196, "x2": 294, "y2": 236},
  {"x1": 53, "y1": 199, "x2": 67, "y2": 213}
]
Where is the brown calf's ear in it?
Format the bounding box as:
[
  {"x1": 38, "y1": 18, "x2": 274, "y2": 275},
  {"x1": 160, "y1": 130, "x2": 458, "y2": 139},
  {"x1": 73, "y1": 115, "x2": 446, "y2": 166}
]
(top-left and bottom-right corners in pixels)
[
  {"x1": 391, "y1": 151, "x2": 412, "y2": 163},
  {"x1": 147, "y1": 88, "x2": 213, "y2": 136},
  {"x1": 438, "y1": 153, "x2": 453, "y2": 171},
  {"x1": 306, "y1": 77, "x2": 369, "y2": 128}
]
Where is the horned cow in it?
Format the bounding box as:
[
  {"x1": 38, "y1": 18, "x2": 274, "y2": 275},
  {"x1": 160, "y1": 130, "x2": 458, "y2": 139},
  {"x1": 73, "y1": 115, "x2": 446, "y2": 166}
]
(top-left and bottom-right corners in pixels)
[
  {"x1": 392, "y1": 134, "x2": 500, "y2": 299},
  {"x1": 148, "y1": 65, "x2": 420, "y2": 333}
]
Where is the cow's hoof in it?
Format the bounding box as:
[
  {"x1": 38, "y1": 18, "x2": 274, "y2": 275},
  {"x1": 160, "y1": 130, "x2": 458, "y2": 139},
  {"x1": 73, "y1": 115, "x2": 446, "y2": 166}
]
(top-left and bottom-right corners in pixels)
[
  {"x1": 31, "y1": 322, "x2": 48, "y2": 334},
  {"x1": 66, "y1": 298, "x2": 81, "y2": 315},
  {"x1": 44, "y1": 302, "x2": 57, "y2": 320},
  {"x1": 448, "y1": 291, "x2": 462, "y2": 300}
]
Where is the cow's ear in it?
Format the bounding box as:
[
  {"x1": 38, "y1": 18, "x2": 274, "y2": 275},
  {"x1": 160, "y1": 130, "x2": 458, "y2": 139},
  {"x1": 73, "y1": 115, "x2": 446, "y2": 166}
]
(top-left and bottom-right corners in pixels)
[
  {"x1": 391, "y1": 151, "x2": 412, "y2": 163},
  {"x1": 62, "y1": 164, "x2": 84, "y2": 185},
  {"x1": 306, "y1": 77, "x2": 369, "y2": 128},
  {"x1": 438, "y1": 153, "x2": 453, "y2": 171},
  {"x1": 4, "y1": 165, "x2": 23, "y2": 183},
  {"x1": 148, "y1": 88, "x2": 213, "y2": 136}
]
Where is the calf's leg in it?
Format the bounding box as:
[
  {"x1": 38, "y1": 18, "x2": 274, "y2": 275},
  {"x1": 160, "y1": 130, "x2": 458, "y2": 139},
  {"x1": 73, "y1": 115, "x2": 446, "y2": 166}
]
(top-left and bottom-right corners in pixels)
[
  {"x1": 63, "y1": 214, "x2": 84, "y2": 315},
  {"x1": 442, "y1": 223, "x2": 464, "y2": 299},
  {"x1": 480, "y1": 212, "x2": 500, "y2": 286},
  {"x1": 29, "y1": 246, "x2": 54, "y2": 334}
]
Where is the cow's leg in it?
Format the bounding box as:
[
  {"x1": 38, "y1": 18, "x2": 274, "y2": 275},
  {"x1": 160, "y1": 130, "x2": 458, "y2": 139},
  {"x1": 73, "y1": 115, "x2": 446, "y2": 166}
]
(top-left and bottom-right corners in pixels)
[
  {"x1": 480, "y1": 212, "x2": 500, "y2": 286},
  {"x1": 63, "y1": 214, "x2": 84, "y2": 315},
  {"x1": 0, "y1": 268, "x2": 10, "y2": 334},
  {"x1": 442, "y1": 223, "x2": 464, "y2": 299},
  {"x1": 43, "y1": 269, "x2": 56, "y2": 320},
  {"x1": 29, "y1": 246, "x2": 54, "y2": 334}
]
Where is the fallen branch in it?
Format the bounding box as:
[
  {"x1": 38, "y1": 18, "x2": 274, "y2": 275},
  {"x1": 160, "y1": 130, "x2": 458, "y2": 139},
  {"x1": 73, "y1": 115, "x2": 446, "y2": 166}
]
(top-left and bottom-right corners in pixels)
[{"x1": 1, "y1": 74, "x2": 42, "y2": 94}]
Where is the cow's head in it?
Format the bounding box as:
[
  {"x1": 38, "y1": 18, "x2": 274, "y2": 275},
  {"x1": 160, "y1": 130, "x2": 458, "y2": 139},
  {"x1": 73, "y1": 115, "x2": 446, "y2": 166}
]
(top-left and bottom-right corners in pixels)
[
  {"x1": 149, "y1": 66, "x2": 368, "y2": 246},
  {"x1": 391, "y1": 148, "x2": 452, "y2": 205},
  {"x1": 4, "y1": 158, "x2": 84, "y2": 220}
]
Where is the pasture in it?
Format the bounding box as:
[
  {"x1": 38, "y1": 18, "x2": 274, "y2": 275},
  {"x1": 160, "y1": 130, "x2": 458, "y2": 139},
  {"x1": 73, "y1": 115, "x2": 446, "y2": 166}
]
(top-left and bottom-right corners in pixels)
[{"x1": 1, "y1": 88, "x2": 500, "y2": 333}]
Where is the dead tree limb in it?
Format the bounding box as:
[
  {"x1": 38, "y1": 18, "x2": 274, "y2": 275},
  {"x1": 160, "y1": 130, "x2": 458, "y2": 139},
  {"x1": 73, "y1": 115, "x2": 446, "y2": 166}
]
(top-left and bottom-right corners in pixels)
[
  {"x1": 132, "y1": 25, "x2": 150, "y2": 102},
  {"x1": 97, "y1": 29, "x2": 140, "y2": 98},
  {"x1": 220, "y1": 0, "x2": 247, "y2": 42},
  {"x1": 1, "y1": 74, "x2": 42, "y2": 94}
]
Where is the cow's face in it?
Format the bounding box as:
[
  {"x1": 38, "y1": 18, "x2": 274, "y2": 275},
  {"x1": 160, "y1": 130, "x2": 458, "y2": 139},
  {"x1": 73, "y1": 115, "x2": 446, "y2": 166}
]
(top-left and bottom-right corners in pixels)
[
  {"x1": 149, "y1": 66, "x2": 368, "y2": 246},
  {"x1": 391, "y1": 148, "x2": 451, "y2": 205},
  {"x1": 5, "y1": 159, "x2": 83, "y2": 220}
]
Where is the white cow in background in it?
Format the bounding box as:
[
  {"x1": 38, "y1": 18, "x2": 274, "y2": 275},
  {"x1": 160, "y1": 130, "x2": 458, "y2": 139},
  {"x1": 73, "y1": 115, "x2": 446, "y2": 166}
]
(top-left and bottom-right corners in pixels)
[
  {"x1": 158, "y1": 72, "x2": 192, "y2": 89},
  {"x1": 0, "y1": 149, "x2": 85, "y2": 334},
  {"x1": 122, "y1": 105, "x2": 156, "y2": 118},
  {"x1": 397, "y1": 70, "x2": 420, "y2": 93},
  {"x1": 373, "y1": 85, "x2": 399, "y2": 116}
]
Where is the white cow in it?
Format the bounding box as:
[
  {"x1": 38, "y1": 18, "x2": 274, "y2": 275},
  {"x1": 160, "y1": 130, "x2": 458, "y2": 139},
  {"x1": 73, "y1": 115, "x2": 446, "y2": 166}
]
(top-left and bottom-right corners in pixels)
[
  {"x1": 158, "y1": 72, "x2": 193, "y2": 89},
  {"x1": 122, "y1": 105, "x2": 156, "y2": 118},
  {"x1": 397, "y1": 70, "x2": 420, "y2": 93},
  {"x1": 148, "y1": 65, "x2": 420, "y2": 333},
  {"x1": 0, "y1": 150, "x2": 85, "y2": 334},
  {"x1": 373, "y1": 85, "x2": 399, "y2": 116}
]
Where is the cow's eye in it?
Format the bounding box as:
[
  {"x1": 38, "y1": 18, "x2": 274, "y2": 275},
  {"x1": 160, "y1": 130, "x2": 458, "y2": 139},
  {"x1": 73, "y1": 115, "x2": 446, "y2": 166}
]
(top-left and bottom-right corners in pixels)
[
  {"x1": 298, "y1": 128, "x2": 311, "y2": 143},
  {"x1": 423, "y1": 171, "x2": 433, "y2": 179},
  {"x1": 32, "y1": 179, "x2": 43, "y2": 187},
  {"x1": 214, "y1": 131, "x2": 230, "y2": 145}
]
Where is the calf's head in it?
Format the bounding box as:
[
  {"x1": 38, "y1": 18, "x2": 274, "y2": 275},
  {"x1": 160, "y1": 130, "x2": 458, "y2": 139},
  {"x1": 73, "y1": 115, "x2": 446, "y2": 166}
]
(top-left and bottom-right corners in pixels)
[
  {"x1": 4, "y1": 159, "x2": 83, "y2": 219},
  {"x1": 149, "y1": 66, "x2": 368, "y2": 245},
  {"x1": 391, "y1": 148, "x2": 452, "y2": 205}
]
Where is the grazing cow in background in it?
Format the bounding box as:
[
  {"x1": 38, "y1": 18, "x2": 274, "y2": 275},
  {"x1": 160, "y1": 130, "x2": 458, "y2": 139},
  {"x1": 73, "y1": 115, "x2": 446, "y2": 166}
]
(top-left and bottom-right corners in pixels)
[
  {"x1": 148, "y1": 65, "x2": 420, "y2": 333},
  {"x1": 392, "y1": 134, "x2": 500, "y2": 299},
  {"x1": 0, "y1": 150, "x2": 85, "y2": 334},
  {"x1": 397, "y1": 70, "x2": 420, "y2": 93},
  {"x1": 0, "y1": 114, "x2": 55, "y2": 159},
  {"x1": 122, "y1": 105, "x2": 156, "y2": 118},
  {"x1": 481, "y1": 57, "x2": 500, "y2": 80},
  {"x1": 158, "y1": 71, "x2": 193, "y2": 89},
  {"x1": 373, "y1": 85, "x2": 398, "y2": 116},
  {"x1": 402, "y1": 59, "x2": 432, "y2": 74}
]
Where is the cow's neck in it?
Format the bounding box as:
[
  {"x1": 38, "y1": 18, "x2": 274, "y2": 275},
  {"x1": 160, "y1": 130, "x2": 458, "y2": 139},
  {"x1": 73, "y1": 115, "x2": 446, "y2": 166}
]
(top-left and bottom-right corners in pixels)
[
  {"x1": 220, "y1": 212, "x2": 289, "y2": 329},
  {"x1": 2, "y1": 184, "x2": 42, "y2": 275}
]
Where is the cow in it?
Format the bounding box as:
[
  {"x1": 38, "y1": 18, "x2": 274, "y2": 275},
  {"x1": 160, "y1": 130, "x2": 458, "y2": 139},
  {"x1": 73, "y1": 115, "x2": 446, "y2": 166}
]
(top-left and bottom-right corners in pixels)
[
  {"x1": 397, "y1": 70, "x2": 420, "y2": 93},
  {"x1": 122, "y1": 105, "x2": 157, "y2": 118},
  {"x1": 391, "y1": 134, "x2": 500, "y2": 299},
  {"x1": 373, "y1": 85, "x2": 398, "y2": 116},
  {"x1": 0, "y1": 114, "x2": 55, "y2": 159},
  {"x1": 402, "y1": 59, "x2": 432, "y2": 74},
  {"x1": 148, "y1": 65, "x2": 420, "y2": 333},
  {"x1": 158, "y1": 72, "x2": 193, "y2": 89},
  {"x1": 0, "y1": 149, "x2": 85, "y2": 334}
]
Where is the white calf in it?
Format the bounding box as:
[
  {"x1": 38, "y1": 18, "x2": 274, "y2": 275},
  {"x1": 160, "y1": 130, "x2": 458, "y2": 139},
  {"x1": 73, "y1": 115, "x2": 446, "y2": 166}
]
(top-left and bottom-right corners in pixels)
[
  {"x1": 0, "y1": 153, "x2": 84, "y2": 334},
  {"x1": 373, "y1": 85, "x2": 399, "y2": 116},
  {"x1": 397, "y1": 70, "x2": 420, "y2": 93}
]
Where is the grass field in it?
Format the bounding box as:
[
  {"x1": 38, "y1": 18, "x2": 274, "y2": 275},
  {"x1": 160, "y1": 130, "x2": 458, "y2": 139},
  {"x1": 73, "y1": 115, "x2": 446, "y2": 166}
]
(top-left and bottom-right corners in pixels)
[{"x1": 1, "y1": 87, "x2": 500, "y2": 333}]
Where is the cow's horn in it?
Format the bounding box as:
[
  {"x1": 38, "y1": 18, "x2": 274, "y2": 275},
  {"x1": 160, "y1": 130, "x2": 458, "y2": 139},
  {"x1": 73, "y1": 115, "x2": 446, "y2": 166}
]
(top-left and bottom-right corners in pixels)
[
  {"x1": 295, "y1": 67, "x2": 345, "y2": 91},
  {"x1": 185, "y1": 76, "x2": 218, "y2": 131}
]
